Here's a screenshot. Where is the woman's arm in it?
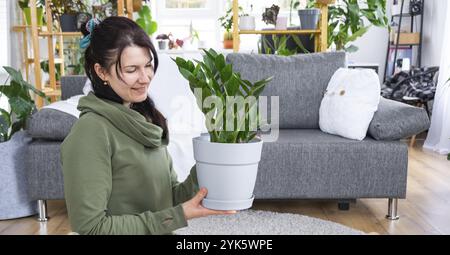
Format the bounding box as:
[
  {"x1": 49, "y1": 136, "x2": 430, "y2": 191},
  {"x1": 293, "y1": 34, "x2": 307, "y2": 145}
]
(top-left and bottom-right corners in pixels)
[
  {"x1": 61, "y1": 117, "x2": 187, "y2": 235},
  {"x1": 167, "y1": 150, "x2": 199, "y2": 205}
]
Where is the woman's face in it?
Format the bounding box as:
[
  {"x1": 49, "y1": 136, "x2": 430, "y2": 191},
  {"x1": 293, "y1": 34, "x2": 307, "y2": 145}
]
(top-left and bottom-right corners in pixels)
[{"x1": 95, "y1": 45, "x2": 155, "y2": 106}]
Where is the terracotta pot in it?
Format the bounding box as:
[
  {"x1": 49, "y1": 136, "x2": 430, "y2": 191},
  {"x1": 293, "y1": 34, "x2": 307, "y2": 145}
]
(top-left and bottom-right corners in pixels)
[{"x1": 223, "y1": 40, "x2": 233, "y2": 49}]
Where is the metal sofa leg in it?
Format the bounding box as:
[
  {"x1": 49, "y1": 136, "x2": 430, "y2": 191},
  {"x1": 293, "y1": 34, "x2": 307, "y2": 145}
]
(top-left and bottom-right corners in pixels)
[
  {"x1": 37, "y1": 200, "x2": 49, "y2": 222},
  {"x1": 338, "y1": 201, "x2": 350, "y2": 211},
  {"x1": 386, "y1": 198, "x2": 400, "y2": 220}
]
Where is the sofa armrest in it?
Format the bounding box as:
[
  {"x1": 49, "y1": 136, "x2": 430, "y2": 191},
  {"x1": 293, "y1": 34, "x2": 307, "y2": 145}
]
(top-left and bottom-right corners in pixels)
[
  {"x1": 368, "y1": 97, "x2": 430, "y2": 140},
  {"x1": 26, "y1": 109, "x2": 77, "y2": 141}
]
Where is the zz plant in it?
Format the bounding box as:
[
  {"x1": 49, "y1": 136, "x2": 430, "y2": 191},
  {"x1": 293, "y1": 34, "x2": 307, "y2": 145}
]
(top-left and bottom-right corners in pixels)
[{"x1": 173, "y1": 49, "x2": 272, "y2": 143}]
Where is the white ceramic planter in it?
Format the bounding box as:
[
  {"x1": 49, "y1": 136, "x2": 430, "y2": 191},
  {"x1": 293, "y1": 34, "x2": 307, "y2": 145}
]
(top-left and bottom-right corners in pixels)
[
  {"x1": 193, "y1": 134, "x2": 263, "y2": 210},
  {"x1": 275, "y1": 16, "x2": 288, "y2": 30},
  {"x1": 239, "y1": 16, "x2": 256, "y2": 31}
]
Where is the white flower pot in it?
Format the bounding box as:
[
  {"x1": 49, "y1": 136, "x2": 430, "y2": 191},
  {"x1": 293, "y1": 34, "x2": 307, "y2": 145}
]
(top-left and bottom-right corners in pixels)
[
  {"x1": 193, "y1": 134, "x2": 263, "y2": 210},
  {"x1": 239, "y1": 16, "x2": 256, "y2": 31},
  {"x1": 275, "y1": 16, "x2": 288, "y2": 30}
]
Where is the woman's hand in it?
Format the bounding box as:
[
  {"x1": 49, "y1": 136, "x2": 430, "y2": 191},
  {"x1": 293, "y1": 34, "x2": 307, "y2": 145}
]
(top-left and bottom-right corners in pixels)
[{"x1": 182, "y1": 188, "x2": 237, "y2": 220}]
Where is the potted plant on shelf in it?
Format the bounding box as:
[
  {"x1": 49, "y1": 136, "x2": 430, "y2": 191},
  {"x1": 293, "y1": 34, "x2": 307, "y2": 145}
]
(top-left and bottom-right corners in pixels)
[
  {"x1": 49, "y1": 0, "x2": 89, "y2": 32},
  {"x1": 0, "y1": 66, "x2": 48, "y2": 220},
  {"x1": 155, "y1": 34, "x2": 169, "y2": 50},
  {"x1": 294, "y1": 0, "x2": 321, "y2": 30},
  {"x1": 239, "y1": 4, "x2": 255, "y2": 31},
  {"x1": 262, "y1": 4, "x2": 279, "y2": 28},
  {"x1": 239, "y1": 13, "x2": 255, "y2": 31},
  {"x1": 18, "y1": 0, "x2": 45, "y2": 26},
  {"x1": 218, "y1": 5, "x2": 242, "y2": 49},
  {"x1": 173, "y1": 49, "x2": 273, "y2": 210}
]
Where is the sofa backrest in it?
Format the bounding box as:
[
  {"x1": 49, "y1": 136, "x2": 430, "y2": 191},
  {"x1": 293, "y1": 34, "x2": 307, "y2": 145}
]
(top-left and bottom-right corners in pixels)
[
  {"x1": 61, "y1": 75, "x2": 87, "y2": 100},
  {"x1": 226, "y1": 52, "x2": 346, "y2": 129}
]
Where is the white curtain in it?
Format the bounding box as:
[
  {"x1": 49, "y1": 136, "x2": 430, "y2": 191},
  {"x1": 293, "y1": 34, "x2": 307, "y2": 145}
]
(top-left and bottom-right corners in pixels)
[{"x1": 423, "y1": 2, "x2": 450, "y2": 155}]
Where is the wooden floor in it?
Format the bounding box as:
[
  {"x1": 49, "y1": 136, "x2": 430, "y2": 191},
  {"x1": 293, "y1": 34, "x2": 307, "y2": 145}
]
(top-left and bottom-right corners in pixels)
[{"x1": 1, "y1": 138, "x2": 449, "y2": 235}]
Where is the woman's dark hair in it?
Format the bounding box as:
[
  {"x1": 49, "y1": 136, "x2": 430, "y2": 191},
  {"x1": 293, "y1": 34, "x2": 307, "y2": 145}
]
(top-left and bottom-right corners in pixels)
[{"x1": 81, "y1": 16, "x2": 167, "y2": 138}]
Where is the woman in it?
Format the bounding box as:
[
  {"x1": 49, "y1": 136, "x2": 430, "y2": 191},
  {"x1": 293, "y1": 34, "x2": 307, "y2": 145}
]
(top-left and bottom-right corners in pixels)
[{"x1": 61, "y1": 16, "x2": 235, "y2": 235}]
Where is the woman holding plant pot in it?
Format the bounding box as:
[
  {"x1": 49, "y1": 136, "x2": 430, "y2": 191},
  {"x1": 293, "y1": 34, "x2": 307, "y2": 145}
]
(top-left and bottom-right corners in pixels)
[{"x1": 61, "y1": 17, "x2": 235, "y2": 235}]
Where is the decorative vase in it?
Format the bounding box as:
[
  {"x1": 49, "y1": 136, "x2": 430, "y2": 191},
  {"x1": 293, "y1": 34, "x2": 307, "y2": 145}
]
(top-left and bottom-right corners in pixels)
[
  {"x1": 298, "y1": 8, "x2": 321, "y2": 30},
  {"x1": 239, "y1": 16, "x2": 255, "y2": 30},
  {"x1": 193, "y1": 134, "x2": 263, "y2": 210}
]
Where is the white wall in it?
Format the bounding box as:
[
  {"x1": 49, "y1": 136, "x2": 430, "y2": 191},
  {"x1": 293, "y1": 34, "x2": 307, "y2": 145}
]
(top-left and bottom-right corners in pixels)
[
  {"x1": 347, "y1": 0, "x2": 447, "y2": 81},
  {"x1": 422, "y1": 0, "x2": 447, "y2": 67}
]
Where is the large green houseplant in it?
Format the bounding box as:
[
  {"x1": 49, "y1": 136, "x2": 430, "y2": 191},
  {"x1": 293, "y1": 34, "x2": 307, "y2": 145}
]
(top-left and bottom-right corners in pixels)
[
  {"x1": 173, "y1": 49, "x2": 272, "y2": 143},
  {"x1": 0, "y1": 66, "x2": 48, "y2": 142},
  {"x1": 173, "y1": 49, "x2": 272, "y2": 210},
  {"x1": 290, "y1": 0, "x2": 388, "y2": 52},
  {"x1": 328, "y1": 0, "x2": 388, "y2": 52}
]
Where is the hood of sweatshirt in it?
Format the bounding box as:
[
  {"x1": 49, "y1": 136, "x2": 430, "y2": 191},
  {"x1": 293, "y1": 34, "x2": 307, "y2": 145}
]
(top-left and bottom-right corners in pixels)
[{"x1": 77, "y1": 92, "x2": 167, "y2": 148}]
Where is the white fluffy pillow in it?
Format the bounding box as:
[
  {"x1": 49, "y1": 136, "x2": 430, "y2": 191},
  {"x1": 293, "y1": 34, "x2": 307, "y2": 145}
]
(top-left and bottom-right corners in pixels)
[{"x1": 319, "y1": 68, "x2": 381, "y2": 141}]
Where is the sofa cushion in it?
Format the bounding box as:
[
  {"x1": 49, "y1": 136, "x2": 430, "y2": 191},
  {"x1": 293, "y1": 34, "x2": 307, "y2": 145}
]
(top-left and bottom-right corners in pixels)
[
  {"x1": 255, "y1": 129, "x2": 408, "y2": 199},
  {"x1": 319, "y1": 68, "x2": 380, "y2": 140},
  {"x1": 61, "y1": 75, "x2": 86, "y2": 100},
  {"x1": 226, "y1": 52, "x2": 346, "y2": 129},
  {"x1": 368, "y1": 97, "x2": 430, "y2": 140},
  {"x1": 26, "y1": 108, "x2": 77, "y2": 141}
]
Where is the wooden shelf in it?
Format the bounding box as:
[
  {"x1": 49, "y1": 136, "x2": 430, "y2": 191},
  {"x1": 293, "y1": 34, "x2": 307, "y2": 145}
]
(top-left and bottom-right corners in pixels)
[
  {"x1": 392, "y1": 13, "x2": 412, "y2": 17},
  {"x1": 12, "y1": 25, "x2": 45, "y2": 32},
  {"x1": 231, "y1": 0, "x2": 331, "y2": 52},
  {"x1": 389, "y1": 43, "x2": 420, "y2": 47},
  {"x1": 39, "y1": 32, "x2": 82, "y2": 37},
  {"x1": 239, "y1": 29, "x2": 320, "y2": 35},
  {"x1": 27, "y1": 58, "x2": 63, "y2": 64},
  {"x1": 41, "y1": 87, "x2": 61, "y2": 97},
  {"x1": 12, "y1": 0, "x2": 134, "y2": 108}
]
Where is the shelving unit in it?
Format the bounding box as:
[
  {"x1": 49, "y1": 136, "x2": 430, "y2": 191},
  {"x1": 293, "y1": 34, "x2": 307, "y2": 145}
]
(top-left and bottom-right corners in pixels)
[
  {"x1": 12, "y1": 0, "x2": 134, "y2": 108},
  {"x1": 383, "y1": 0, "x2": 424, "y2": 82},
  {"x1": 231, "y1": 0, "x2": 334, "y2": 53}
]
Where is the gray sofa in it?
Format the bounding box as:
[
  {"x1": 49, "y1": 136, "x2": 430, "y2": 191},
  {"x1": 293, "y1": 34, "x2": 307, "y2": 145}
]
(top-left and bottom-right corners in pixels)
[{"x1": 25, "y1": 52, "x2": 430, "y2": 222}]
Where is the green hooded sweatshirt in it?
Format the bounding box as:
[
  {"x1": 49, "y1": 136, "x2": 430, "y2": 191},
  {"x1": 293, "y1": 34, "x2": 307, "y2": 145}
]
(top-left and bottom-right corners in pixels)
[{"x1": 61, "y1": 92, "x2": 198, "y2": 235}]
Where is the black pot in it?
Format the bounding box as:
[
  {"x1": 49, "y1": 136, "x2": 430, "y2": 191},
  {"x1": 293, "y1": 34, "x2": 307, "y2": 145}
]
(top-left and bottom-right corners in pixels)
[
  {"x1": 60, "y1": 14, "x2": 77, "y2": 32},
  {"x1": 298, "y1": 8, "x2": 321, "y2": 30},
  {"x1": 260, "y1": 26, "x2": 315, "y2": 54}
]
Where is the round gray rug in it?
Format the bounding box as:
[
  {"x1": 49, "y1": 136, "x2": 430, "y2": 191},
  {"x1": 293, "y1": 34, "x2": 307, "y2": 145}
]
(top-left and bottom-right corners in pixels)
[{"x1": 175, "y1": 210, "x2": 365, "y2": 235}]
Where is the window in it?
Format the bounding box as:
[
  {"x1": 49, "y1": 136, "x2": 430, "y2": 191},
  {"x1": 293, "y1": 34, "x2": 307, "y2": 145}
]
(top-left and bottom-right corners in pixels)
[
  {"x1": 153, "y1": 1, "x2": 222, "y2": 48},
  {"x1": 165, "y1": 0, "x2": 208, "y2": 9},
  {"x1": 0, "y1": 0, "x2": 9, "y2": 67}
]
